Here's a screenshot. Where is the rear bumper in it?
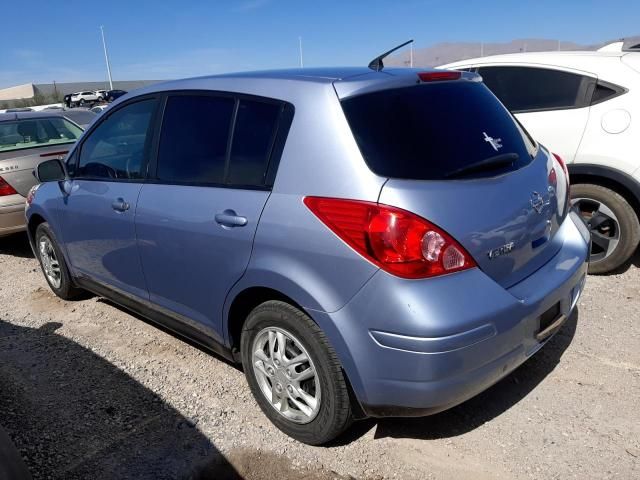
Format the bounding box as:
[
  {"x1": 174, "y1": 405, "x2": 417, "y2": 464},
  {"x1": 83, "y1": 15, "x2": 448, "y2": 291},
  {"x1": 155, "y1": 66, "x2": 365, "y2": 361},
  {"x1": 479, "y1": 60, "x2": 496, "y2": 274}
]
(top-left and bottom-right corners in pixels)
[
  {"x1": 313, "y1": 212, "x2": 590, "y2": 417},
  {"x1": 0, "y1": 199, "x2": 26, "y2": 237}
]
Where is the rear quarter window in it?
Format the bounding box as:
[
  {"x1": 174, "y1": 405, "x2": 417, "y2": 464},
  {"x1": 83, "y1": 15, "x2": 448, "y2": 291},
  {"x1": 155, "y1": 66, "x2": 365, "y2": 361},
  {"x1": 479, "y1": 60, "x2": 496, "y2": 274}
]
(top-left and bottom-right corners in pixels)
[
  {"x1": 477, "y1": 66, "x2": 592, "y2": 112},
  {"x1": 341, "y1": 81, "x2": 537, "y2": 180}
]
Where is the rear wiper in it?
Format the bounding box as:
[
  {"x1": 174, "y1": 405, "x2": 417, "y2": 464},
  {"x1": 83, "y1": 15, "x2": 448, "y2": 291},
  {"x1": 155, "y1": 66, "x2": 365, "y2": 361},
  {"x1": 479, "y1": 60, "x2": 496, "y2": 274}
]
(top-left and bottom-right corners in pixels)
[{"x1": 445, "y1": 153, "x2": 519, "y2": 179}]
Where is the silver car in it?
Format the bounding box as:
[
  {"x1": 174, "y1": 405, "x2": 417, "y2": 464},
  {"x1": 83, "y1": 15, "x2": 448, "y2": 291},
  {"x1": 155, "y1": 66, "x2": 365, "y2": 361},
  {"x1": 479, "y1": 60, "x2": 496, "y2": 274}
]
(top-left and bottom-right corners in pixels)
[{"x1": 0, "y1": 112, "x2": 83, "y2": 236}]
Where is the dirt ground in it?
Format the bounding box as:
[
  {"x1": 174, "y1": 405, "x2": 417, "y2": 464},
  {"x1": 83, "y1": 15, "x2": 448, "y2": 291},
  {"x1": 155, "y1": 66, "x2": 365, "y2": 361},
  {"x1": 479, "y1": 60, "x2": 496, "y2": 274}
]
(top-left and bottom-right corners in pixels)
[{"x1": 1, "y1": 232, "x2": 639, "y2": 480}]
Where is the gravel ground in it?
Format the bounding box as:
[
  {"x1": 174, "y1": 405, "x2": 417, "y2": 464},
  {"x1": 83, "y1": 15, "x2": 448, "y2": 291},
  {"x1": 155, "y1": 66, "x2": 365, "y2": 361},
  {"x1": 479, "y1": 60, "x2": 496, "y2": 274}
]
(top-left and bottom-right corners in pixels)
[{"x1": 1, "y1": 232, "x2": 639, "y2": 480}]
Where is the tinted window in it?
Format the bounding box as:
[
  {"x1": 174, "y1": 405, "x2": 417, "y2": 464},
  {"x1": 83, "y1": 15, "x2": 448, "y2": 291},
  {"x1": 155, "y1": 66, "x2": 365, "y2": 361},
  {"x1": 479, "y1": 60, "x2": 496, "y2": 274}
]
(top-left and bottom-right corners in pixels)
[
  {"x1": 477, "y1": 66, "x2": 590, "y2": 112},
  {"x1": 157, "y1": 95, "x2": 234, "y2": 184},
  {"x1": 591, "y1": 81, "x2": 625, "y2": 105},
  {"x1": 0, "y1": 117, "x2": 82, "y2": 153},
  {"x1": 227, "y1": 100, "x2": 281, "y2": 186},
  {"x1": 341, "y1": 82, "x2": 536, "y2": 180},
  {"x1": 78, "y1": 99, "x2": 155, "y2": 179}
]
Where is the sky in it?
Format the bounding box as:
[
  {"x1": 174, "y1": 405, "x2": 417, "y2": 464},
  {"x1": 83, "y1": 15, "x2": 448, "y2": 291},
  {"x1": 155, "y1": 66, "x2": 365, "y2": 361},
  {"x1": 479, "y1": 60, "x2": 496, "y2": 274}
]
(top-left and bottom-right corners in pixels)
[{"x1": 1, "y1": 0, "x2": 638, "y2": 88}]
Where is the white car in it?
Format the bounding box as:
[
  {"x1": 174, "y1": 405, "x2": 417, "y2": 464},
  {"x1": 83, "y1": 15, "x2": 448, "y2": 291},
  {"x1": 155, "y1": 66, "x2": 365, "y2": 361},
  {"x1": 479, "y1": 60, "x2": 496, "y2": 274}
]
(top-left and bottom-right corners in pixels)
[
  {"x1": 70, "y1": 91, "x2": 99, "y2": 106},
  {"x1": 94, "y1": 89, "x2": 108, "y2": 100},
  {"x1": 90, "y1": 104, "x2": 108, "y2": 114},
  {"x1": 441, "y1": 39, "x2": 640, "y2": 273}
]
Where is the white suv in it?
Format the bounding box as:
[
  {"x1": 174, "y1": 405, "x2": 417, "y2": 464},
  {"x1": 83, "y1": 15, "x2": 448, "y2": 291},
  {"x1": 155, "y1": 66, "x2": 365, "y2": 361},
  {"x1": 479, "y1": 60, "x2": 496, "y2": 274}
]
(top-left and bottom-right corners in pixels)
[
  {"x1": 70, "y1": 91, "x2": 99, "y2": 106},
  {"x1": 442, "y1": 40, "x2": 640, "y2": 273}
]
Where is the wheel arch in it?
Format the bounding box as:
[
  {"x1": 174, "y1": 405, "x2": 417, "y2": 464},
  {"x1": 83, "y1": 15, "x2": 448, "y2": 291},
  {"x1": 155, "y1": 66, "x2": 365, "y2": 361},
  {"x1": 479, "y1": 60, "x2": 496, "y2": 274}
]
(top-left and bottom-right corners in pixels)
[
  {"x1": 224, "y1": 284, "x2": 367, "y2": 418},
  {"x1": 568, "y1": 164, "x2": 640, "y2": 215},
  {"x1": 27, "y1": 212, "x2": 47, "y2": 250},
  {"x1": 226, "y1": 286, "x2": 306, "y2": 353}
]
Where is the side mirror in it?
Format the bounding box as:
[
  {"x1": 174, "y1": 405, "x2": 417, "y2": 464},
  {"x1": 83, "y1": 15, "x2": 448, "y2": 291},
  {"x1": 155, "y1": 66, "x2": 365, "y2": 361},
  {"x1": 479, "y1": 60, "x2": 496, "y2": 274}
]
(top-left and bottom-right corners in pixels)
[{"x1": 35, "y1": 159, "x2": 67, "y2": 183}]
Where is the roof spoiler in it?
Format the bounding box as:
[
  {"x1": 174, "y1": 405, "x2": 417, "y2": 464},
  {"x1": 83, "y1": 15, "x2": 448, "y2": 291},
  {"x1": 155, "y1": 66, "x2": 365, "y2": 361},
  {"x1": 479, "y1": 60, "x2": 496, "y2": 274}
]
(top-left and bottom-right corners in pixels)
[{"x1": 598, "y1": 38, "x2": 640, "y2": 53}]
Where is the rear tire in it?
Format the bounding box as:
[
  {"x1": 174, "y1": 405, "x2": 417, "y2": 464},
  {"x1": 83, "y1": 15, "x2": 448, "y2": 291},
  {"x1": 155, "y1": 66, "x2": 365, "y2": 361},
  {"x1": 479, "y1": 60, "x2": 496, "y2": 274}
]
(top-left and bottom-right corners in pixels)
[
  {"x1": 35, "y1": 223, "x2": 83, "y2": 300},
  {"x1": 241, "y1": 301, "x2": 352, "y2": 445},
  {"x1": 572, "y1": 183, "x2": 640, "y2": 274}
]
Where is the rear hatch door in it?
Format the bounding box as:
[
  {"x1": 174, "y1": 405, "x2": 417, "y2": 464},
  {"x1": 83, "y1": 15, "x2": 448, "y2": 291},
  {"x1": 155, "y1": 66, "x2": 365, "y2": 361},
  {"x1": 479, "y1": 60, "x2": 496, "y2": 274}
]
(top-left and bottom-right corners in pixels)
[{"x1": 340, "y1": 77, "x2": 569, "y2": 288}]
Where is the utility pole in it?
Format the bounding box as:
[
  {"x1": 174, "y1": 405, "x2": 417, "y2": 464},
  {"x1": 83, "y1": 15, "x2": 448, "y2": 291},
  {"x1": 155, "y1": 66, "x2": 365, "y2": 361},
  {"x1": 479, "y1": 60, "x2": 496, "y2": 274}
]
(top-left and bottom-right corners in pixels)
[
  {"x1": 410, "y1": 42, "x2": 413, "y2": 67},
  {"x1": 100, "y1": 25, "x2": 114, "y2": 90},
  {"x1": 53, "y1": 80, "x2": 58, "y2": 100},
  {"x1": 298, "y1": 36, "x2": 304, "y2": 68}
]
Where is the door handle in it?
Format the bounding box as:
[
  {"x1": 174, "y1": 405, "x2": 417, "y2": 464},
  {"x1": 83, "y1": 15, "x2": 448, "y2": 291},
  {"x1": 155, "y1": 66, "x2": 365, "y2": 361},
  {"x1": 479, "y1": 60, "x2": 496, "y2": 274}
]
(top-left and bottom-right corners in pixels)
[
  {"x1": 112, "y1": 198, "x2": 130, "y2": 212},
  {"x1": 215, "y1": 210, "x2": 248, "y2": 228}
]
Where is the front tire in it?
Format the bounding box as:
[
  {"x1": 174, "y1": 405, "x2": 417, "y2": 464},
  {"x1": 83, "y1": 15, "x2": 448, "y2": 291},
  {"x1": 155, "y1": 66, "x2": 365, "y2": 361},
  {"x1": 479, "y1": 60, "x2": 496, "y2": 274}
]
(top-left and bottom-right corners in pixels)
[
  {"x1": 35, "y1": 223, "x2": 83, "y2": 300},
  {"x1": 241, "y1": 301, "x2": 352, "y2": 445},
  {"x1": 572, "y1": 183, "x2": 640, "y2": 274}
]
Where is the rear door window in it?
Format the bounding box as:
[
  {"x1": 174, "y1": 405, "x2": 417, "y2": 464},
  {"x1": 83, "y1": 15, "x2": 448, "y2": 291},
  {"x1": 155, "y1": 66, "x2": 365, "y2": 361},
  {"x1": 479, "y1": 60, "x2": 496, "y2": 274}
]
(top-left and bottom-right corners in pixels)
[
  {"x1": 477, "y1": 66, "x2": 592, "y2": 112},
  {"x1": 156, "y1": 94, "x2": 286, "y2": 188},
  {"x1": 156, "y1": 95, "x2": 235, "y2": 184},
  {"x1": 341, "y1": 81, "x2": 537, "y2": 180}
]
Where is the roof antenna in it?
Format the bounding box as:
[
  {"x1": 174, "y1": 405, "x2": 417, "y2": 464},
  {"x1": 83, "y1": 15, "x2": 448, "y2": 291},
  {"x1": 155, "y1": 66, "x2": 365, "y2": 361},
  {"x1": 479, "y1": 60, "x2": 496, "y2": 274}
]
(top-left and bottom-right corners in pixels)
[{"x1": 368, "y1": 39, "x2": 414, "y2": 72}]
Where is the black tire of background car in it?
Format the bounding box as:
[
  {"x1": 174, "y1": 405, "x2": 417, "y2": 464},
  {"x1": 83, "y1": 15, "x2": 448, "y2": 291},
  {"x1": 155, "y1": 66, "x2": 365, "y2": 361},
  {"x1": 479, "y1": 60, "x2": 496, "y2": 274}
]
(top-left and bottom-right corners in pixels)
[
  {"x1": 240, "y1": 300, "x2": 353, "y2": 445},
  {"x1": 572, "y1": 183, "x2": 640, "y2": 274},
  {"x1": 35, "y1": 223, "x2": 84, "y2": 300}
]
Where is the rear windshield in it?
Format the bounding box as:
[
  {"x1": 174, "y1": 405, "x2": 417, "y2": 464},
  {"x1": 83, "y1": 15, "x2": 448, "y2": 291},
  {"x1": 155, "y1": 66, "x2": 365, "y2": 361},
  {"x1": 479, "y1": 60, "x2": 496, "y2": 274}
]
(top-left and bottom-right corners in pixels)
[
  {"x1": 0, "y1": 117, "x2": 82, "y2": 153},
  {"x1": 341, "y1": 81, "x2": 537, "y2": 180}
]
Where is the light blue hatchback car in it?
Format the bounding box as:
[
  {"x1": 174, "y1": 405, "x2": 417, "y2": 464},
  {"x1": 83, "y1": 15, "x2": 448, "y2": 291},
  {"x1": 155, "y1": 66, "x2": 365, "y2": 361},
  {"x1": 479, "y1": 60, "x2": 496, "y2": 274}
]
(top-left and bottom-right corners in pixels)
[{"x1": 26, "y1": 63, "x2": 590, "y2": 444}]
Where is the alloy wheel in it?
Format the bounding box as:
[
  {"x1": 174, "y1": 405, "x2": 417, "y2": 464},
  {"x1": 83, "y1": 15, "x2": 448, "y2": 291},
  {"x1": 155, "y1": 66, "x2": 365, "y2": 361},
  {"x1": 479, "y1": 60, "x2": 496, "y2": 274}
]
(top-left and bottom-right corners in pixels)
[
  {"x1": 251, "y1": 326, "x2": 321, "y2": 424},
  {"x1": 573, "y1": 197, "x2": 621, "y2": 262},
  {"x1": 39, "y1": 235, "x2": 62, "y2": 289}
]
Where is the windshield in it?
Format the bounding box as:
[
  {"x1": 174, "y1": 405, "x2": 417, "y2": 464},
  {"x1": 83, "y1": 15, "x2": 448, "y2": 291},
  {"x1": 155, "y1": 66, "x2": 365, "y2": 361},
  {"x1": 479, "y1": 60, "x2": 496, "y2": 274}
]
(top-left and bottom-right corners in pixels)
[
  {"x1": 341, "y1": 81, "x2": 537, "y2": 180},
  {"x1": 0, "y1": 117, "x2": 82, "y2": 153}
]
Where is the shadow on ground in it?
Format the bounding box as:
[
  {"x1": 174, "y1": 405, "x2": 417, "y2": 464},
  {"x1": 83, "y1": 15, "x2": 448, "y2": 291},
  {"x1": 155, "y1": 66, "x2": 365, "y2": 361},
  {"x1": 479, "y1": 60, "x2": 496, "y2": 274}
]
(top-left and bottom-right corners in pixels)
[
  {"x1": 340, "y1": 309, "x2": 579, "y2": 443},
  {"x1": 95, "y1": 298, "x2": 242, "y2": 372},
  {"x1": 0, "y1": 320, "x2": 239, "y2": 480},
  {"x1": 0, "y1": 232, "x2": 34, "y2": 259}
]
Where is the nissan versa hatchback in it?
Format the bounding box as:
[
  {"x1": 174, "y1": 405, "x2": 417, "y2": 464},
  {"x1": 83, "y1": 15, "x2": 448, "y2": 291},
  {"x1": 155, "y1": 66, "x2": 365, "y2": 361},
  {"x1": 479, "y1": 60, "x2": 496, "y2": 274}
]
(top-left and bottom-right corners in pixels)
[{"x1": 26, "y1": 65, "x2": 590, "y2": 445}]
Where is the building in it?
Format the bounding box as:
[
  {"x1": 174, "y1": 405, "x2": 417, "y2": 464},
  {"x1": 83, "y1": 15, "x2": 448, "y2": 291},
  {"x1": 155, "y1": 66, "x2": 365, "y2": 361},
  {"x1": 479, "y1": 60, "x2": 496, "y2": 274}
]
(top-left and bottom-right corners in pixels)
[{"x1": 0, "y1": 80, "x2": 161, "y2": 105}]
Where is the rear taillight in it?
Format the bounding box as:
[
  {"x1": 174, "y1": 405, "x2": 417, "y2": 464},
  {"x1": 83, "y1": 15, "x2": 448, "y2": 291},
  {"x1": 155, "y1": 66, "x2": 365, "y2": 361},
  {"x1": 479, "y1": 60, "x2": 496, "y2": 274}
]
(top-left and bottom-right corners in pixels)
[
  {"x1": 418, "y1": 71, "x2": 461, "y2": 82},
  {"x1": 0, "y1": 176, "x2": 18, "y2": 197},
  {"x1": 303, "y1": 197, "x2": 476, "y2": 279},
  {"x1": 26, "y1": 184, "x2": 40, "y2": 205},
  {"x1": 552, "y1": 153, "x2": 570, "y2": 195}
]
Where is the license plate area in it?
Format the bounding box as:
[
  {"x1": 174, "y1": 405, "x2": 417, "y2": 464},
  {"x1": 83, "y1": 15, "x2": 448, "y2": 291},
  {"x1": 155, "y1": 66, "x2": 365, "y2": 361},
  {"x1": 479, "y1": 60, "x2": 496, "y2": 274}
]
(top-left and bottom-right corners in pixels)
[{"x1": 536, "y1": 302, "x2": 565, "y2": 342}]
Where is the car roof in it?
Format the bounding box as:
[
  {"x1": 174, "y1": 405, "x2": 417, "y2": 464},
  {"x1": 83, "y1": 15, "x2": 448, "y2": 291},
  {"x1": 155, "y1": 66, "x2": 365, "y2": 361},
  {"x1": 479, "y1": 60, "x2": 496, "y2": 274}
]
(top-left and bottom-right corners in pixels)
[
  {"x1": 440, "y1": 49, "x2": 639, "y2": 76},
  {"x1": 145, "y1": 67, "x2": 380, "y2": 90},
  {"x1": 0, "y1": 111, "x2": 68, "y2": 122},
  {"x1": 127, "y1": 66, "x2": 471, "y2": 102}
]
